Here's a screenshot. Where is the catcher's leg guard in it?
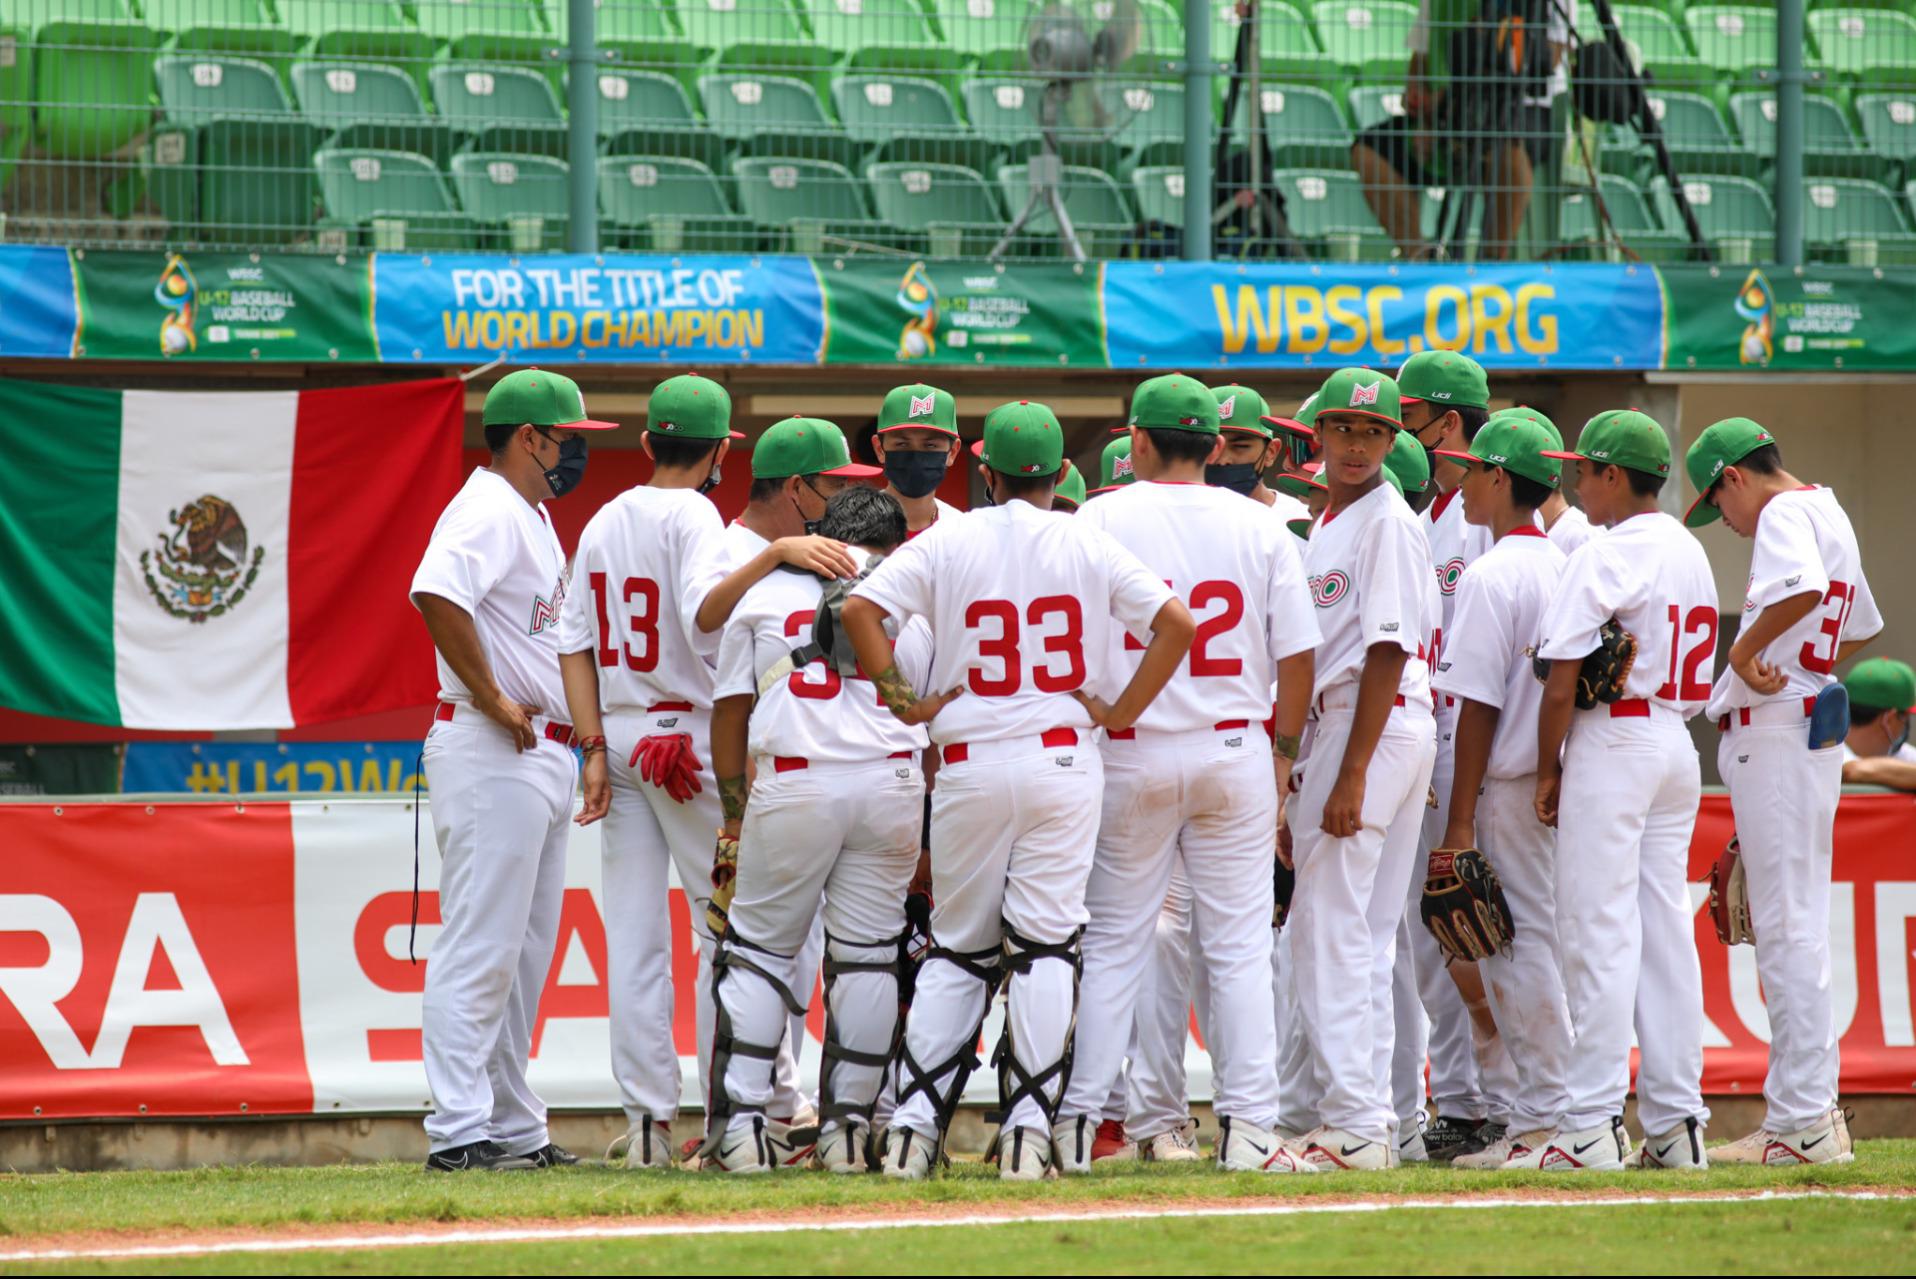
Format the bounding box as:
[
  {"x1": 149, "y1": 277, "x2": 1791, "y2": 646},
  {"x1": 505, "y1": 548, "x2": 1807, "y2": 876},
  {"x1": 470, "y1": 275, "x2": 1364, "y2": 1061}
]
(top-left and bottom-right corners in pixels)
[
  {"x1": 817, "y1": 925, "x2": 909, "y2": 1165},
  {"x1": 704, "y1": 932, "x2": 807, "y2": 1160},
  {"x1": 893, "y1": 940, "x2": 1002, "y2": 1157},
  {"x1": 989, "y1": 920, "x2": 1085, "y2": 1136}
]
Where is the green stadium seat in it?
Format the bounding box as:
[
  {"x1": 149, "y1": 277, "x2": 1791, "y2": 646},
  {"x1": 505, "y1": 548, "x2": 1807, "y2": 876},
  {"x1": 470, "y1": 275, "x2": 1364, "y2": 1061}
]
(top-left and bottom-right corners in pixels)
[
  {"x1": 1210, "y1": 0, "x2": 1321, "y2": 80},
  {"x1": 865, "y1": 160, "x2": 1005, "y2": 253},
  {"x1": 428, "y1": 62, "x2": 568, "y2": 156},
  {"x1": 9, "y1": 0, "x2": 160, "y2": 158},
  {"x1": 142, "y1": 0, "x2": 295, "y2": 58},
  {"x1": 1103, "y1": 79, "x2": 1186, "y2": 170},
  {"x1": 1726, "y1": 90, "x2": 1887, "y2": 183},
  {"x1": 1271, "y1": 166, "x2": 1392, "y2": 255},
  {"x1": 596, "y1": 155, "x2": 755, "y2": 250},
  {"x1": 291, "y1": 60, "x2": 453, "y2": 163},
  {"x1": 699, "y1": 72, "x2": 854, "y2": 165},
  {"x1": 930, "y1": 0, "x2": 1033, "y2": 70},
  {"x1": 1311, "y1": 1, "x2": 1416, "y2": 78},
  {"x1": 1418, "y1": 183, "x2": 1482, "y2": 252},
  {"x1": 1651, "y1": 173, "x2": 1774, "y2": 252},
  {"x1": 275, "y1": 0, "x2": 434, "y2": 66},
  {"x1": 1684, "y1": 5, "x2": 1779, "y2": 77},
  {"x1": 1856, "y1": 93, "x2": 1916, "y2": 182},
  {"x1": 1638, "y1": 89, "x2": 1756, "y2": 180},
  {"x1": 1803, "y1": 176, "x2": 1916, "y2": 262},
  {"x1": 449, "y1": 150, "x2": 570, "y2": 248},
  {"x1": 144, "y1": 54, "x2": 323, "y2": 242},
  {"x1": 673, "y1": 0, "x2": 831, "y2": 77},
  {"x1": 731, "y1": 154, "x2": 891, "y2": 251},
  {"x1": 0, "y1": 8, "x2": 33, "y2": 187},
  {"x1": 1558, "y1": 174, "x2": 1693, "y2": 260},
  {"x1": 594, "y1": 68, "x2": 723, "y2": 167},
  {"x1": 796, "y1": 0, "x2": 958, "y2": 74},
  {"x1": 832, "y1": 74, "x2": 993, "y2": 172},
  {"x1": 1130, "y1": 163, "x2": 1184, "y2": 225},
  {"x1": 1347, "y1": 84, "x2": 1405, "y2": 132},
  {"x1": 960, "y1": 75, "x2": 1048, "y2": 156},
  {"x1": 313, "y1": 146, "x2": 474, "y2": 249},
  {"x1": 995, "y1": 160, "x2": 1134, "y2": 255},
  {"x1": 1808, "y1": 9, "x2": 1916, "y2": 89},
  {"x1": 1259, "y1": 82, "x2": 1353, "y2": 170},
  {"x1": 412, "y1": 0, "x2": 551, "y2": 64},
  {"x1": 1612, "y1": 4, "x2": 1711, "y2": 89},
  {"x1": 543, "y1": 0, "x2": 699, "y2": 88},
  {"x1": 1126, "y1": 0, "x2": 1187, "y2": 75}
]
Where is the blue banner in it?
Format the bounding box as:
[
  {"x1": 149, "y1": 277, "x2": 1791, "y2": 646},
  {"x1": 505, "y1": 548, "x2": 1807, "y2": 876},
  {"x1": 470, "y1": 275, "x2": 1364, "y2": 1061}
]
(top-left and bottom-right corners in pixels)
[
  {"x1": 0, "y1": 247, "x2": 78, "y2": 358},
  {"x1": 124, "y1": 742, "x2": 426, "y2": 795},
  {"x1": 371, "y1": 253, "x2": 825, "y2": 364},
  {"x1": 1101, "y1": 262, "x2": 1665, "y2": 372}
]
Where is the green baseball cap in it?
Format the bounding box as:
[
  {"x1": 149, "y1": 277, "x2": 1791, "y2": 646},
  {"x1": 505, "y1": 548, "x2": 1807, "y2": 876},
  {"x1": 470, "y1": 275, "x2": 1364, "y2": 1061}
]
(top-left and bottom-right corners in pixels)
[
  {"x1": 1314, "y1": 368, "x2": 1403, "y2": 430},
  {"x1": 1129, "y1": 373, "x2": 1220, "y2": 435},
  {"x1": 1287, "y1": 517, "x2": 1313, "y2": 540},
  {"x1": 1396, "y1": 350, "x2": 1490, "y2": 410},
  {"x1": 1213, "y1": 384, "x2": 1272, "y2": 437},
  {"x1": 1682, "y1": 416, "x2": 1779, "y2": 528},
  {"x1": 1490, "y1": 405, "x2": 1562, "y2": 449},
  {"x1": 1845, "y1": 657, "x2": 1916, "y2": 713},
  {"x1": 1054, "y1": 460, "x2": 1087, "y2": 509},
  {"x1": 1385, "y1": 428, "x2": 1430, "y2": 494},
  {"x1": 646, "y1": 372, "x2": 740, "y2": 441},
  {"x1": 877, "y1": 383, "x2": 958, "y2": 437},
  {"x1": 1543, "y1": 409, "x2": 1671, "y2": 478},
  {"x1": 1274, "y1": 462, "x2": 1327, "y2": 499},
  {"x1": 482, "y1": 367, "x2": 617, "y2": 430},
  {"x1": 970, "y1": 399, "x2": 1064, "y2": 477},
  {"x1": 1090, "y1": 435, "x2": 1136, "y2": 494},
  {"x1": 1435, "y1": 415, "x2": 1561, "y2": 489},
  {"x1": 752, "y1": 416, "x2": 882, "y2": 480}
]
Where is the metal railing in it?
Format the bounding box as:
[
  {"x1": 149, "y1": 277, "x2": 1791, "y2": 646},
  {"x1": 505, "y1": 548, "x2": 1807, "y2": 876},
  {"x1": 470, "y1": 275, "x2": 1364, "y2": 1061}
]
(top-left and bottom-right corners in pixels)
[{"x1": 0, "y1": 0, "x2": 1896, "y2": 263}]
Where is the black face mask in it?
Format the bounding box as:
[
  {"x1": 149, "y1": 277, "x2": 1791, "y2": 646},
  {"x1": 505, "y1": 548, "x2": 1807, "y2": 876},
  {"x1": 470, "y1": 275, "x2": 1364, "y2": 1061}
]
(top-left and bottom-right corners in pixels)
[
  {"x1": 1206, "y1": 461, "x2": 1262, "y2": 496},
  {"x1": 883, "y1": 448, "x2": 949, "y2": 499},
  {"x1": 697, "y1": 460, "x2": 722, "y2": 496},
  {"x1": 539, "y1": 430, "x2": 588, "y2": 499},
  {"x1": 793, "y1": 477, "x2": 826, "y2": 536}
]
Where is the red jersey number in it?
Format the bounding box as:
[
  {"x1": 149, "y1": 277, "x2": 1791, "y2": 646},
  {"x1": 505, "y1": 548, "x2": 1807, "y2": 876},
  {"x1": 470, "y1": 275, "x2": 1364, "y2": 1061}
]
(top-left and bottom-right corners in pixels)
[
  {"x1": 964, "y1": 597, "x2": 1087, "y2": 696},
  {"x1": 1657, "y1": 604, "x2": 1718, "y2": 702},
  {"x1": 591, "y1": 572, "x2": 661, "y2": 672},
  {"x1": 1799, "y1": 581, "x2": 1855, "y2": 676}
]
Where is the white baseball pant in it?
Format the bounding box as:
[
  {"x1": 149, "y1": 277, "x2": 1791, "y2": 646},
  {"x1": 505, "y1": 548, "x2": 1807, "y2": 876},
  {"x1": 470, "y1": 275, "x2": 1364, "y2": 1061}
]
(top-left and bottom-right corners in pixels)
[
  {"x1": 1718, "y1": 714, "x2": 1844, "y2": 1133},
  {"x1": 1556, "y1": 705, "x2": 1709, "y2": 1135},
  {"x1": 1125, "y1": 863, "x2": 1214, "y2": 1141},
  {"x1": 1273, "y1": 922, "x2": 1321, "y2": 1135},
  {"x1": 1290, "y1": 700, "x2": 1437, "y2": 1144},
  {"x1": 892, "y1": 730, "x2": 1102, "y2": 1138},
  {"x1": 420, "y1": 712, "x2": 577, "y2": 1154}
]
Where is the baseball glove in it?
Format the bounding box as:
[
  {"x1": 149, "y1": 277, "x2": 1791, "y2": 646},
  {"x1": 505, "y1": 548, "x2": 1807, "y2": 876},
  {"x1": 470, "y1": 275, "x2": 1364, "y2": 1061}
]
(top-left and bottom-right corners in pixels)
[
  {"x1": 706, "y1": 829, "x2": 738, "y2": 939},
  {"x1": 1710, "y1": 835, "x2": 1755, "y2": 946},
  {"x1": 1420, "y1": 847, "x2": 1515, "y2": 964},
  {"x1": 632, "y1": 733, "x2": 703, "y2": 803},
  {"x1": 1533, "y1": 616, "x2": 1637, "y2": 709},
  {"x1": 1273, "y1": 853, "x2": 1296, "y2": 932}
]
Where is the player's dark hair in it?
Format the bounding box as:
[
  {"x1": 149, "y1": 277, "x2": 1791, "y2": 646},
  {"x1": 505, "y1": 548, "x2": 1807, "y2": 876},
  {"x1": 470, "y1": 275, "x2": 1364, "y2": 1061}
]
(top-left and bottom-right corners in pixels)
[
  {"x1": 820, "y1": 484, "x2": 907, "y2": 552},
  {"x1": 646, "y1": 432, "x2": 723, "y2": 470},
  {"x1": 989, "y1": 470, "x2": 1057, "y2": 502},
  {"x1": 1141, "y1": 426, "x2": 1217, "y2": 466},
  {"x1": 1624, "y1": 466, "x2": 1667, "y2": 498},
  {"x1": 1500, "y1": 468, "x2": 1554, "y2": 510},
  {"x1": 748, "y1": 476, "x2": 789, "y2": 503},
  {"x1": 1852, "y1": 701, "x2": 1890, "y2": 724},
  {"x1": 1404, "y1": 487, "x2": 1434, "y2": 515},
  {"x1": 1736, "y1": 443, "x2": 1783, "y2": 474},
  {"x1": 1457, "y1": 404, "x2": 1491, "y2": 442},
  {"x1": 484, "y1": 422, "x2": 521, "y2": 455}
]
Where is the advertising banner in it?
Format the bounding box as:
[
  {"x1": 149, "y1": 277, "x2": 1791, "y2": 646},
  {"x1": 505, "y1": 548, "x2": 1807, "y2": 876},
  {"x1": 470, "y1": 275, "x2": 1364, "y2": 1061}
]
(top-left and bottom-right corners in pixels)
[
  {"x1": 0, "y1": 246, "x2": 78, "y2": 358},
  {"x1": 370, "y1": 254, "x2": 826, "y2": 364},
  {"x1": 817, "y1": 258, "x2": 1105, "y2": 367},
  {"x1": 1661, "y1": 265, "x2": 1916, "y2": 372},
  {"x1": 123, "y1": 742, "x2": 425, "y2": 796},
  {"x1": 2, "y1": 794, "x2": 1912, "y2": 1121},
  {"x1": 1103, "y1": 261, "x2": 1667, "y2": 371}
]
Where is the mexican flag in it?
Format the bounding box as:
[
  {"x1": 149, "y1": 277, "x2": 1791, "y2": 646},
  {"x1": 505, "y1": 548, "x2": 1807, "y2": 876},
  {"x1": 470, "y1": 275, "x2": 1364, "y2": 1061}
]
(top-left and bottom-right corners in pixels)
[{"x1": 0, "y1": 378, "x2": 462, "y2": 730}]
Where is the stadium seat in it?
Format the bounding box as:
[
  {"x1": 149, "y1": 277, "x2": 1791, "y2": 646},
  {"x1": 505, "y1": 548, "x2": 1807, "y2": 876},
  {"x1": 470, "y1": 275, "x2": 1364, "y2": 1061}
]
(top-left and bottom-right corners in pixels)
[
  {"x1": 1650, "y1": 173, "x2": 1775, "y2": 253},
  {"x1": 1311, "y1": 1, "x2": 1417, "y2": 78},
  {"x1": 313, "y1": 146, "x2": 474, "y2": 249},
  {"x1": 1803, "y1": 176, "x2": 1916, "y2": 262},
  {"x1": 673, "y1": 0, "x2": 831, "y2": 78},
  {"x1": 832, "y1": 74, "x2": 993, "y2": 173},
  {"x1": 797, "y1": 0, "x2": 959, "y2": 75},
  {"x1": 142, "y1": 0, "x2": 295, "y2": 58},
  {"x1": 449, "y1": 150, "x2": 570, "y2": 249},
  {"x1": 1684, "y1": 5, "x2": 1779, "y2": 77},
  {"x1": 1259, "y1": 82, "x2": 1353, "y2": 170},
  {"x1": 12, "y1": 0, "x2": 161, "y2": 158},
  {"x1": 0, "y1": 5, "x2": 35, "y2": 187},
  {"x1": 274, "y1": 0, "x2": 434, "y2": 67},
  {"x1": 699, "y1": 73, "x2": 854, "y2": 166},
  {"x1": 1558, "y1": 174, "x2": 1694, "y2": 261},
  {"x1": 1727, "y1": 90, "x2": 1887, "y2": 184},
  {"x1": 596, "y1": 155, "x2": 756, "y2": 250},
  {"x1": 595, "y1": 68, "x2": 723, "y2": 168},
  {"x1": 291, "y1": 60, "x2": 452, "y2": 163},
  {"x1": 1347, "y1": 84, "x2": 1406, "y2": 132},
  {"x1": 1808, "y1": 9, "x2": 1916, "y2": 89},
  {"x1": 144, "y1": 54, "x2": 323, "y2": 242},
  {"x1": 865, "y1": 160, "x2": 1006, "y2": 254},
  {"x1": 928, "y1": 0, "x2": 1033, "y2": 73},
  {"x1": 1636, "y1": 90, "x2": 1756, "y2": 181},
  {"x1": 1103, "y1": 80, "x2": 1186, "y2": 171},
  {"x1": 428, "y1": 62, "x2": 568, "y2": 157},
  {"x1": 996, "y1": 160, "x2": 1135, "y2": 255},
  {"x1": 544, "y1": 0, "x2": 699, "y2": 87},
  {"x1": 1210, "y1": 0, "x2": 1322, "y2": 80},
  {"x1": 731, "y1": 154, "x2": 891, "y2": 252},
  {"x1": 1271, "y1": 166, "x2": 1392, "y2": 255},
  {"x1": 1130, "y1": 163, "x2": 1185, "y2": 226},
  {"x1": 1856, "y1": 93, "x2": 1916, "y2": 183},
  {"x1": 412, "y1": 0, "x2": 550, "y2": 65},
  {"x1": 1612, "y1": 4, "x2": 1711, "y2": 89}
]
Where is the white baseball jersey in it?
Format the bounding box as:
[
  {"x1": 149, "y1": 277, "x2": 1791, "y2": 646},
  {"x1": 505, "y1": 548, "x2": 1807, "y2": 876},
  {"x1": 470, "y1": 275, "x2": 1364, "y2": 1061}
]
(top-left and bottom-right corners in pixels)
[
  {"x1": 1430, "y1": 527, "x2": 1567, "y2": 778},
  {"x1": 724, "y1": 519, "x2": 769, "y2": 562},
  {"x1": 1422, "y1": 487, "x2": 1491, "y2": 671},
  {"x1": 1706, "y1": 486, "x2": 1881, "y2": 719},
  {"x1": 715, "y1": 568, "x2": 933, "y2": 762},
  {"x1": 1303, "y1": 482, "x2": 1438, "y2": 703},
  {"x1": 906, "y1": 496, "x2": 965, "y2": 540},
  {"x1": 1078, "y1": 481, "x2": 1319, "y2": 732},
  {"x1": 851, "y1": 500, "x2": 1174, "y2": 746},
  {"x1": 1842, "y1": 740, "x2": 1916, "y2": 764},
  {"x1": 411, "y1": 467, "x2": 569, "y2": 714},
  {"x1": 1265, "y1": 489, "x2": 1311, "y2": 526},
  {"x1": 1547, "y1": 504, "x2": 1595, "y2": 556},
  {"x1": 1537, "y1": 511, "x2": 1719, "y2": 718},
  {"x1": 556, "y1": 486, "x2": 731, "y2": 711}
]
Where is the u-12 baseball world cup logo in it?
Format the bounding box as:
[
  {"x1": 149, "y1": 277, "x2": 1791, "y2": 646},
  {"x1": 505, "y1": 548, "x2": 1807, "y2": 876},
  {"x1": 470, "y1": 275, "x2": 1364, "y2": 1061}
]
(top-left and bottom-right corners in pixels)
[
  {"x1": 895, "y1": 260, "x2": 938, "y2": 360},
  {"x1": 1734, "y1": 268, "x2": 1774, "y2": 366},
  {"x1": 156, "y1": 253, "x2": 199, "y2": 356}
]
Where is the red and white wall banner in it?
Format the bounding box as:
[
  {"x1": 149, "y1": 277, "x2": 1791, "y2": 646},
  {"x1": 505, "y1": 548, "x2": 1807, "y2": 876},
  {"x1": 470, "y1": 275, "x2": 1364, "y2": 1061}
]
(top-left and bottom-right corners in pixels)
[{"x1": 2, "y1": 795, "x2": 1913, "y2": 1121}]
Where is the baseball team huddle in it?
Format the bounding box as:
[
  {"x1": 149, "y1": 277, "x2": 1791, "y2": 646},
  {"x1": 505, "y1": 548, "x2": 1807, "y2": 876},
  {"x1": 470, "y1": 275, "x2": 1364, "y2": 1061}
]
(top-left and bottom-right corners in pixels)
[{"x1": 406, "y1": 352, "x2": 1882, "y2": 1181}]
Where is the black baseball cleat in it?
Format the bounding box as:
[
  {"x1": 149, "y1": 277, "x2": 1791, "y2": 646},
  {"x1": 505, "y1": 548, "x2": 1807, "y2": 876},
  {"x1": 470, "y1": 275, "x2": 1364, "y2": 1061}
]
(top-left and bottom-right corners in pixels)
[
  {"x1": 1424, "y1": 1115, "x2": 1495, "y2": 1163},
  {"x1": 520, "y1": 1142, "x2": 582, "y2": 1168},
  {"x1": 424, "y1": 1140, "x2": 539, "y2": 1172}
]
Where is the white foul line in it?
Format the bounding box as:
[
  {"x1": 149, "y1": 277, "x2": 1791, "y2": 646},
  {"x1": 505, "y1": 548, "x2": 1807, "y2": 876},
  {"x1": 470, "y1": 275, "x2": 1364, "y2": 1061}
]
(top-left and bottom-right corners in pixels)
[{"x1": 0, "y1": 1189, "x2": 1893, "y2": 1264}]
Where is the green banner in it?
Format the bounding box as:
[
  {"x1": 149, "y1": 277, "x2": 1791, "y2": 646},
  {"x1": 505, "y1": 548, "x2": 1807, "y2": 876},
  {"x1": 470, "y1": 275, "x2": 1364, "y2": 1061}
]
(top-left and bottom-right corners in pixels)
[
  {"x1": 817, "y1": 259, "x2": 1104, "y2": 367},
  {"x1": 74, "y1": 250, "x2": 376, "y2": 362},
  {"x1": 1660, "y1": 265, "x2": 1916, "y2": 372}
]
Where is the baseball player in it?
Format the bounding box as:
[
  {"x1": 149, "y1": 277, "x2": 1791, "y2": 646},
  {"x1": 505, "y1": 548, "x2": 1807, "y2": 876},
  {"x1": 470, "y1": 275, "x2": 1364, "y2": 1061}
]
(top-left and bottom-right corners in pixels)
[
  {"x1": 1428, "y1": 414, "x2": 1576, "y2": 1170},
  {"x1": 1684, "y1": 419, "x2": 1877, "y2": 1166},
  {"x1": 557, "y1": 378, "x2": 858, "y2": 1170},
  {"x1": 1841, "y1": 658, "x2": 1916, "y2": 789},
  {"x1": 1054, "y1": 460, "x2": 1088, "y2": 512},
  {"x1": 1490, "y1": 406, "x2": 1597, "y2": 557},
  {"x1": 1210, "y1": 384, "x2": 1312, "y2": 526},
  {"x1": 872, "y1": 383, "x2": 964, "y2": 537},
  {"x1": 1285, "y1": 368, "x2": 1439, "y2": 1172},
  {"x1": 1515, "y1": 409, "x2": 1718, "y2": 1171},
  {"x1": 411, "y1": 368, "x2": 614, "y2": 1171},
  {"x1": 1057, "y1": 373, "x2": 1320, "y2": 1175},
  {"x1": 1087, "y1": 435, "x2": 1136, "y2": 497},
  {"x1": 843, "y1": 400, "x2": 1194, "y2": 1181},
  {"x1": 704, "y1": 483, "x2": 932, "y2": 1175}
]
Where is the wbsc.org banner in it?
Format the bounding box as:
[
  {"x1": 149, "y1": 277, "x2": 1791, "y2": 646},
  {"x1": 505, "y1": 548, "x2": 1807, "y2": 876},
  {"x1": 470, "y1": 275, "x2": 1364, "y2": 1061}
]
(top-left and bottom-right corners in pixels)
[
  {"x1": 1102, "y1": 261, "x2": 1666, "y2": 371},
  {"x1": 371, "y1": 254, "x2": 826, "y2": 364}
]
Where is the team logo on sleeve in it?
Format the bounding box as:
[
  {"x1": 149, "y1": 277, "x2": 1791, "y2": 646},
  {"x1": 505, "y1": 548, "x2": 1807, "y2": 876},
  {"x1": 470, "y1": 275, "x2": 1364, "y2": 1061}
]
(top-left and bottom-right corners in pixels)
[
  {"x1": 529, "y1": 571, "x2": 568, "y2": 635},
  {"x1": 1309, "y1": 570, "x2": 1351, "y2": 608},
  {"x1": 1437, "y1": 558, "x2": 1466, "y2": 595},
  {"x1": 1349, "y1": 380, "x2": 1379, "y2": 407}
]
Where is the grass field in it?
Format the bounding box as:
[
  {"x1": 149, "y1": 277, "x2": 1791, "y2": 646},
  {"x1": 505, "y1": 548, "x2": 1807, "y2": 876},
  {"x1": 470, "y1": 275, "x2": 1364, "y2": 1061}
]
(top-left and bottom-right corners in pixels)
[{"x1": 3, "y1": 1143, "x2": 1914, "y2": 1274}]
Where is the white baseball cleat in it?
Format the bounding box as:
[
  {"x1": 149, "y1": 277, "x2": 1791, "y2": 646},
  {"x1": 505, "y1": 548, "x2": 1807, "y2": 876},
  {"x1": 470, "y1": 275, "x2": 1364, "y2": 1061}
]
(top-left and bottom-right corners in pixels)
[
  {"x1": 707, "y1": 1119, "x2": 773, "y2": 1175},
  {"x1": 1500, "y1": 1119, "x2": 1629, "y2": 1171},
  {"x1": 1141, "y1": 1119, "x2": 1202, "y2": 1162},
  {"x1": 813, "y1": 1120, "x2": 870, "y2": 1174},
  {"x1": 1051, "y1": 1115, "x2": 1097, "y2": 1175},
  {"x1": 1291, "y1": 1126, "x2": 1392, "y2": 1172},
  {"x1": 1216, "y1": 1116, "x2": 1316, "y2": 1173},
  {"x1": 763, "y1": 1117, "x2": 818, "y2": 1169},
  {"x1": 1397, "y1": 1128, "x2": 1429, "y2": 1164},
  {"x1": 1628, "y1": 1117, "x2": 1708, "y2": 1170},
  {"x1": 1711, "y1": 1111, "x2": 1854, "y2": 1167},
  {"x1": 996, "y1": 1125, "x2": 1056, "y2": 1181},
  {"x1": 879, "y1": 1125, "x2": 936, "y2": 1181},
  {"x1": 606, "y1": 1117, "x2": 675, "y2": 1170},
  {"x1": 1454, "y1": 1126, "x2": 1550, "y2": 1169}
]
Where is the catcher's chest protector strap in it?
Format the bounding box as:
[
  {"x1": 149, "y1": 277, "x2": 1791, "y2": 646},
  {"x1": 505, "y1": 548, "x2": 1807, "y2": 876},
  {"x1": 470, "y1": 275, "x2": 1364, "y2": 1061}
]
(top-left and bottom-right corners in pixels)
[
  {"x1": 895, "y1": 940, "x2": 1002, "y2": 1140},
  {"x1": 818, "y1": 925, "x2": 910, "y2": 1127},
  {"x1": 985, "y1": 922, "x2": 1085, "y2": 1129},
  {"x1": 705, "y1": 934, "x2": 806, "y2": 1138},
  {"x1": 756, "y1": 556, "x2": 885, "y2": 697}
]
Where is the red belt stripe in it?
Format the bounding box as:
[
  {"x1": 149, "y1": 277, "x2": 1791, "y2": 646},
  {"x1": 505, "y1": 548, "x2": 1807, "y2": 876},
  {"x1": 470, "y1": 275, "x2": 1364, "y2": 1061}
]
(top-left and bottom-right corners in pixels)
[
  {"x1": 436, "y1": 701, "x2": 575, "y2": 747},
  {"x1": 942, "y1": 727, "x2": 1077, "y2": 767},
  {"x1": 773, "y1": 751, "x2": 913, "y2": 772}
]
